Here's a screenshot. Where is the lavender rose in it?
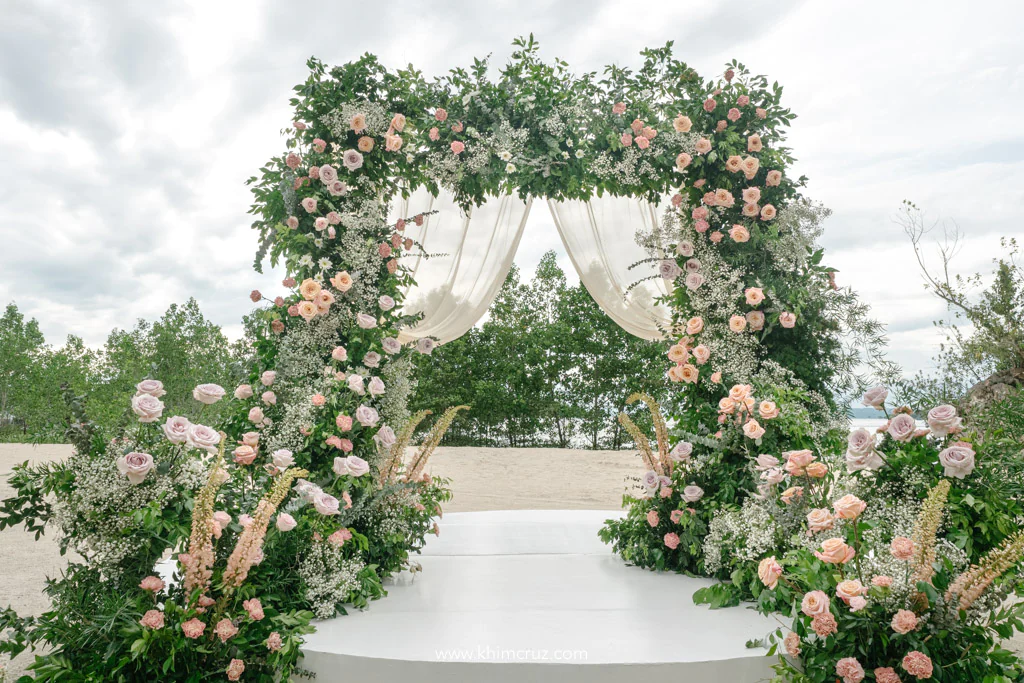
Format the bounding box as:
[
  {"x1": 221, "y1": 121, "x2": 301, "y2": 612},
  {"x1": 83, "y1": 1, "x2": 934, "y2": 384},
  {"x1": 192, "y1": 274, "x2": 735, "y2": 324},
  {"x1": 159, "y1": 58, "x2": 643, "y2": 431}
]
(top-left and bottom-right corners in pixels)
[
  {"x1": 247, "y1": 406, "x2": 265, "y2": 424},
  {"x1": 363, "y1": 352, "x2": 381, "y2": 368},
  {"x1": 356, "y1": 313, "x2": 377, "y2": 329},
  {"x1": 332, "y1": 456, "x2": 350, "y2": 476},
  {"x1": 347, "y1": 374, "x2": 365, "y2": 395},
  {"x1": 642, "y1": 470, "x2": 660, "y2": 490},
  {"x1": 346, "y1": 455, "x2": 370, "y2": 477},
  {"x1": 927, "y1": 404, "x2": 962, "y2": 437},
  {"x1": 312, "y1": 492, "x2": 341, "y2": 516},
  {"x1": 846, "y1": 428, "x2": 876, "y2": 456},
  {"x1": 294, "y1": 479, "x2": 321, "y2": 502},
  {"x1": 186, "y1": 424, "x2": 221, "y2": 452},
  {"x1": 378, "y1": 295, "x2": 396, "y2": 311},
  {"x1": 234, "y1": 384, "x2": 253, "y2": 400},
  {"x1": 368, "y1": 377, "x2": 386, "y2": 396},
  {"x1": 669, "y1": 441, "x2": 693, "y2": 462},
  {"x1": 318, "y1": 165, "x2": 338, "y2": 184},
  {"x1": 846, "y1": 449, "x2": 884, "y2": 472},
  {"x1": 416, "y1": 337, "x2": 436, "y2": 355},
  {"x1": 135, "y1": 379, "x2": 166, "y2": 397},
  {"x1": 260, "y1": 371, "x2": 277, "y2": 387},
  {"x1": 382, "y1": 337, "x2": 402, "y2": 355},
  {"x1": 193, "y1": 383, "x2": 226, "y2": 405},
  {"x1": 374, "y1": 425, "x2": 397, "y2": 448},
  {"x1": 658, "y1": 259, "x2": 683, "y2": 280},
  {"x1": 939, "y1": 442, "x2": 976, "y2": 479},
  {"x1": 271, "y1": 449, "x2": 294, "y2": 468},
  {"x1": 684, "y1": 272, "x2": 704, "y2": 291},
  {"x1": 887, "y1": 413, "x2": 917, "y2": 443},
  {"x1": 117, "y1": 452, "x2": 155, "y2": 485},
  {"x1": 162, "y1": 416, "x2": 192, "y2": 444},
  {"x1": 355, "y1": 404, "x2": 379, "y2": 427},
  {"x1": 682, "y1": 485, "x2": 705, "y2": 503},
  {"x1": 861, "y1": 385, "x2": 888, "y2": 409},
  {"x1": 131, "y1": 394, "x2": 165, "y2": 423},
  {"x1": 342, "y1": 149, "x2": 364, "y2": 171},
  {"x1": 276, "y1": 513, "x2": 297, "y2": 532}
]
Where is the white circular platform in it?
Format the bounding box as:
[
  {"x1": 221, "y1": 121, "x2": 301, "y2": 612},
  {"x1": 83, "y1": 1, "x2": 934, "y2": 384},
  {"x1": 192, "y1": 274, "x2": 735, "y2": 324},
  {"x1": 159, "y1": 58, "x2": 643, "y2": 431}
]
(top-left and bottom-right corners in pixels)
[{"x1": 300, "y1": 510, "x2": 776, "y2": 682}]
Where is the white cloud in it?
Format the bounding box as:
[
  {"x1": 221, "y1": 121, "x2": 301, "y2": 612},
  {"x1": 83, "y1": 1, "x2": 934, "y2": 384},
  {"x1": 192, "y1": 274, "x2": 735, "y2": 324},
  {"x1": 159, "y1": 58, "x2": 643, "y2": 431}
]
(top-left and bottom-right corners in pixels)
[{"x1": 1, "y1": 0, "x2": 1022, "y2": 378}]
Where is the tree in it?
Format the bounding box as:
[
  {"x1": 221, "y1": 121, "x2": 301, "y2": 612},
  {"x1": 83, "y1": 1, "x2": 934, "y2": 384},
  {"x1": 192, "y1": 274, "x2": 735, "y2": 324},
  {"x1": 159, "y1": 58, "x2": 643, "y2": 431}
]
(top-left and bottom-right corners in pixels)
[{"x1": 0, "y1": 303, "x2": 47, "y2": 437}]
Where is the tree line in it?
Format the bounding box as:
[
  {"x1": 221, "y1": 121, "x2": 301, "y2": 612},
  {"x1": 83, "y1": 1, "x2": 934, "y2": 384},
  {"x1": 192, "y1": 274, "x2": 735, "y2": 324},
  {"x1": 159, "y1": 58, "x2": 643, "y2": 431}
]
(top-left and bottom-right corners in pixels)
[
  {"x1": 0, "y1": 254, "x2": 668, "y2": 448},
  {"x1": 409, "y1": 251, "x2": 668, "y2": 448}
]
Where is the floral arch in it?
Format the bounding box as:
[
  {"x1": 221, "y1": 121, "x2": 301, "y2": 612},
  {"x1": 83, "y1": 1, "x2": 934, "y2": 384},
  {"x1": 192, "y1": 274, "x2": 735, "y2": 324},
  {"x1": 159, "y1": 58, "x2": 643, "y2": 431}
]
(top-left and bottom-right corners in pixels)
[{"x1": 13, "y1": 36, "x2": 1019, "y2": 683}]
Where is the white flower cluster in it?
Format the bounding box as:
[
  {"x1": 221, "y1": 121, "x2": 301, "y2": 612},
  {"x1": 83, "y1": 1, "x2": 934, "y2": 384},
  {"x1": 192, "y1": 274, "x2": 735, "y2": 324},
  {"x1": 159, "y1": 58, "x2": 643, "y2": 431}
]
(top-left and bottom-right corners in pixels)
[
  {"x1": 702, "y1": 497, "x2": 778, "y2": 574},
  {"x1": 322, "y1": 100, "x2": 390, "y2": 138},
  {"x1": 50, "y1": 440, "x2": 207, "y2": 576},
  {"x1": 297, "y1": 539, "x2": 366, "y2": 619}
]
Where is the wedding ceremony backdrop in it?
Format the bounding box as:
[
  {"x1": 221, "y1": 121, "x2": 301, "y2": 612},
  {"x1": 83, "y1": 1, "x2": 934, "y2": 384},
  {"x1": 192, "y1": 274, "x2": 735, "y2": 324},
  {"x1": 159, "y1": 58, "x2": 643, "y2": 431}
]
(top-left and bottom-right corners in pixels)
[{"x1": 3, "y1": 36, "x2": 1024, "y2": 682}]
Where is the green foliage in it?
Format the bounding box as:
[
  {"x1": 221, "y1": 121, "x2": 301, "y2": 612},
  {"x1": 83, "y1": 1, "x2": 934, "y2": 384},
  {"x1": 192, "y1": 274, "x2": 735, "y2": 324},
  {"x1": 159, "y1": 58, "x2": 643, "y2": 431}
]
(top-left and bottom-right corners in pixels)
[{"x1": 411, "y1": 253, "x2": 667, "y2": 447}]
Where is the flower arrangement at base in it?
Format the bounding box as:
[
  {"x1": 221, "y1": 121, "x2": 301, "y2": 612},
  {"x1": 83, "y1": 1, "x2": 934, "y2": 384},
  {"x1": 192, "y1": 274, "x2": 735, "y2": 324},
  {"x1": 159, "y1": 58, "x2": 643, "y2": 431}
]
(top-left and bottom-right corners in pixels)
[{"x1": 759, "y1": 480, "x2": 1024, "y2": 682}]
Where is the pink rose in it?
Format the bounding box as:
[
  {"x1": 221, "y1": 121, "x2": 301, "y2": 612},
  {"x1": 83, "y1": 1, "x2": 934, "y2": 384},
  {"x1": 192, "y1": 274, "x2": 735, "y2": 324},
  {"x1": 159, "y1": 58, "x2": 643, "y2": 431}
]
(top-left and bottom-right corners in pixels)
[
  {"x1": 117, "y1": 452, "x2": 154, "y2": 485},
  {"x1": 647, "y1": 510, "x2": 659, "y2": 526},
  {"x1": 276, "y1": 512, "x2": 297, "y2": 531},
  {"x1": 450, "y1": 140, "x2": 465, "y2": 155},
  {"x1": 779, "y1": 312, "x2": 797, "y2": 328},
  {"x1": 234, "y1": 384, "x2": 253, "y2": 400},
  {"x1": 756, "y1": 108, "x2": 767, "y2": 119},
  {"x1": 760, "y1": 204, "x2": 777, "y2": 221},
  {"x1": 766, "y1": 169, "x2": 782, "y2": 186},
  {"x1": 285, "y1": 152, "x2": 301, "y2": 169},
  {"x1": 612, "y1": 102, "x2": 627, "y2": 115},
  {"x1": 243, "y1": 597, "x2": 264, "y2": 621},
  {"x1": 737, "y1": 95, "x2": 750, "y2": 106},
  {"x1": 663, "y1": 532, "x2": 680, "y2": 549},
  {"x1": 703, "y1": 98, "x2": 716, "y2": 112},
  {"x1": 261, "y1": 390, "x2": 276, "y2": 405},
  {"x1": 247, "y1": 406, "x2": 265, "y2": 424},
  {"x1": 695, "y1": 138, "x2": 712, "y2": 154},
  {"x1": 620, "y1": 132, "x2": 633, "y2": 146},
  {"x1": 891, "y1": 536, "x2": 915, "y2": 561},
  {"x1": 233, "y1": 445, "x2": 258, "y2": 466},
  {"x1": 727, "y1": 107, "x2": 741, "y2": 122},
  {"x1": 872, "y1": 575, "x2": 893, "y2": 588},
  {"x1": 434, "y1": 108, "x2": 448, "y2": 122},
  {"x1": 635, "y1": 135, "x2": 650, "y2": 149},
  {"x1": 266, "y1": 632, "x2": 284, "y2": 651},
  {"x1": 849, "y1": 596, "x2": 867, "y2": 612}
]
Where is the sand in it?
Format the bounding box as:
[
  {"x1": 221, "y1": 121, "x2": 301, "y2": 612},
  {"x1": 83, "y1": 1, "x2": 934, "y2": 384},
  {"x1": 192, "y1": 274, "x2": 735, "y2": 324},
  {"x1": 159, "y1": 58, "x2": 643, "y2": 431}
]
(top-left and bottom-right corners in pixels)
[{"x1": 3, "y1": 443, "x2": 1022, "y2": 678}]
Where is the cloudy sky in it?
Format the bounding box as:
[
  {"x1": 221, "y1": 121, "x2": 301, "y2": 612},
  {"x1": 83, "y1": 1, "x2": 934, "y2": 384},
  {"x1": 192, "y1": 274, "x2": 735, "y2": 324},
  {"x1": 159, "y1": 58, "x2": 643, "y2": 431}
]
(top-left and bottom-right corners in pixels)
[{"x1": 2, "y1": 0, "x2": 1022, "y2": 376}]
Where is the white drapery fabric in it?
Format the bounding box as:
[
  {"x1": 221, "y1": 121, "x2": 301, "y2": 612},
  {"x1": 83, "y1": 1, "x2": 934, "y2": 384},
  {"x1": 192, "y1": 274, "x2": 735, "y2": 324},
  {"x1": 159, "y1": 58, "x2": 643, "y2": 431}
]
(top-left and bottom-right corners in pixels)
[
  {"x1": 547, "y1": 197, "x2": 672, "y2": 340},
  {"x1": 389, "y1": 187, "x2": 532, "y2": 344}
]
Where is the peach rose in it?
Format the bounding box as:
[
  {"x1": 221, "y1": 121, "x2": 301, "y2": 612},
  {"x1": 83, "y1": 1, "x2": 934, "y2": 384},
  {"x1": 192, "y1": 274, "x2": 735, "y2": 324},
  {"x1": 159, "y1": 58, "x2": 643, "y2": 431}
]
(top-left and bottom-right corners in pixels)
[
  {"x1": 181, "y1": 618, "x2": 206, "y2": 639},
  {"x1": 714, "y1": 188, "x2": 735, "y2": 206},
  {"x1": 783, "y1": 631, "x2": 801, "y2": 657},
  {"x1": 667, "y1": 344, "x2": 689, "y2": 364},
  {"x1": 758, "y1": 556, "x2": 783, "y2": 588},
  {"x1": 781, "y1": 486, "x2": 803, "y2": 504},
  {"x1": 686, "y1": 316, "x2": 704, "y2": 335},
  {"x1": 800, "y1": 590, "x2": 830, "y2": 617},
  {"x1": 729, "y1": 224, "x2": 750, "y2": 242},
  {"x1": 673, "y1": 115, "x2": 692, "y2": 132},
  {"x1": 815, "y1": 538, "x2": 855, "y2": 564},
  {"x1": 729, "y1": 315, "x2": 747, "y2": 333},
  {"x1": 836, "y1": 579, "x2": 866, "y2": 603},
  {"x1": 226, "y1": 659, "x2": 245, "y2": 681},
  {"x1": 746, "y1": 310, "x2": 766, "y2": 331},
  {"x1": 664, "y1": 532, "x2": 680, "y2": 549},
  {"x1": 692, "y1": 344, "x2": 710, "y2": 365},
  {"x1": 806, "y1": 508, "x2": 834, "y2": 533},
  {"x1": 679, "y1": 364, "x2": 699, "y2": 384},
  {"x1": 140, "y1": 609, "x2": 164, "y2": 629},
  {"x1": 741, "y1": 156, "x2": 760, "y2": 179},
  {"x1": 350, "y1": 113, "x2": 367, "y2": 132},
  {"x1": 805, "y1": 462, "x2": 828, "y2": 478},
  {"x1": 766, "y1": 169, "x2": 783, "y2": 186},
  {"x1": 742, "y1": 202, "x2": 760, "y2": 217},
  {"x1": 725, "y1": 155, "x2": 743, "y2": 173},
  {"x1": 872, "y1": 575, "x2": 893, "y2": 588},
  {"x1": 695, "y1": 138, "x2": 712, "y2": 154},
  {"x1": 745, "y1": 287, "x2": 765, "y2": 306},
  {"x1": 758, "y1": 400, "x2": 779, "y2": 419},
  {"x1": 747, "y1": 134, "x2": 763, "y2": 152},
  {"x1": 675, "y1": 152, "x2": 692, "y2": 170},
  {"x1": 902, "y1": 651, "x2": 933, "y2": 679},
  {"x1": 743, "y1": 419, "x2": 766, "y2": 440},
  {"x1": 299, "y1": 278, "x2": 321, "y2": 301},
  {"x1": 760, "y1": 204, "x2": 777, "y2": 220},
  {"x1": 833, "y1": 494, "x2": 867, "y2": 521},
  {"x1": 779, "y1": 312, "x2": 797, "y2": 328}
]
